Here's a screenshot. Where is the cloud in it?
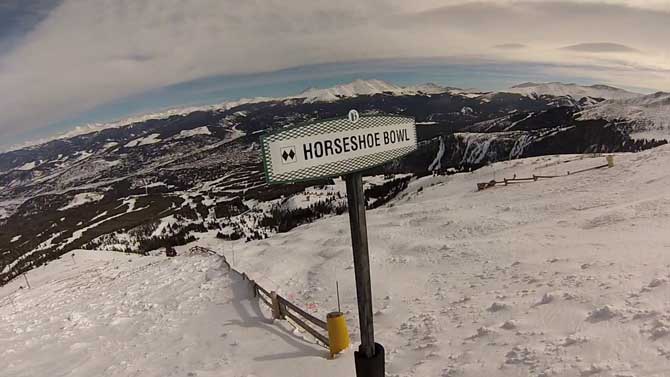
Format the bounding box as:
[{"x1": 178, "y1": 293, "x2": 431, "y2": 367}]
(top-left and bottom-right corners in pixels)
[
  {"x1": 494, "y1": 43, "x2": 527, "y2": 50},
  {"x1": 561, "y1": 43, "x2": 639, "y2": 53},
  {"x1": 0, "y1": 0, "x2": 62, "y2": 51},
  {"x1": 0, "y1": 0, "x2": 669, "y2": 146}
]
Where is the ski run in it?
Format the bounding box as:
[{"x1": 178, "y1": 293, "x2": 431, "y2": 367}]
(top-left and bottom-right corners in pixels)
[{"x1": 3, "y1": 144, "x2": 670, "y2": 377}]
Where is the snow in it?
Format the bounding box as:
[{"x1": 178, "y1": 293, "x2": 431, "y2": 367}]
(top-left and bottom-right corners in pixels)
[
  {"x1": 59, "y1": 192, "x2": 104, "y2": 211},
  {"x1": 0, "y1": 250, "x2": 350, "y2": 377},
  {"x1": 90, "y1": 211, "x2": 108, "y2": 222},
  {"x1": 10, "y1": 235, "x2": 21, "y2": 243},
  {"x1": 16, "y1": 161, "x2": 37, "y2": 171},
  {"x1": 428, "y1": 136, "x2": 445, "y2": 171},
  {"x1": 2, "y1": 79, "x2": 450, "y2": 153},
  {"x1": 124, "y1": 133, "x2": 162, "y2": 148},
  {"x1": 1, "y1": 231, "x2": 64, "y2": 274},
  {"x1": 74, "y1": 150, "x2": 93, "y2": 161},
  {"x1": 59, "y1": 198, "x2": 146, "y2": 249},
  {"x1": 175, "y1": 126, "x2": 212, "y2": 139},
  {"x1": 3, "y1": 79, "x2": 648, "y2": 155},
  {"x1": 404, "y1": 83, "x2": 450, "y2": 95},
  {"x1": 295, "y1": 79, "x2": 450, "y2": 103},
  {"x1": 4, "y1": 146, "x2": 670, "y2": 376},
  {"x1": 151, "y1": 215, "x2": 178, "y2": 237},
  {"x1": 219, "y1": 146, "x2": 670, "y2": 377},
  {"x1": 458, "y1": 133, "x2": 495, "y2": 164},
  {"x1": 297, "y1": 79, "x2": 405, "y2": 102},
  {"x1": 102, "y1": 142, "x2": 118, "y2": 150},
  {"x1": 506, "y1": 82, "x2": 641, "y2": 100},
  {"x1": 2, "y1": 99, "x2": 269, "y2": 153},
  {"x1": 579, "y1": 92, "x2": 670, "y2": 139}
]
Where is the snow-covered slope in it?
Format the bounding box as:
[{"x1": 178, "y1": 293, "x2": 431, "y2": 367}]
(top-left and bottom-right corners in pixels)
[
  {"x1": 229, "y1": 146, "x2": 670, "y2": 377},
  {"x1": 5, "y1": 145, "x2": 670, "y2": 376},
  {"x1": 507, "y1": 82, "x2": 641, "y2": 100},
  {"x1": 0, "y1": 250, "x2": 349, "y2": 377},
  {"x1": 579, "y1": 92, "x2": 670, "y2": 139}
]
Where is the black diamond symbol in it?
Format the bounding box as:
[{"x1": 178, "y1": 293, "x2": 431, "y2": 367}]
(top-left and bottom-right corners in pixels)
[{"x1": 281, "y1": 148, "x2": 296, "y2": 162}]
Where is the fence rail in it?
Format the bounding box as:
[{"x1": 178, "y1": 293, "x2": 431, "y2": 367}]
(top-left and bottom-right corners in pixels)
[
  {"x1": 477, "y1": 156, "x2": 613, "y2": 191},
  {"x1": 189, "y1": 246, "x2": 330, "y2": 348}
]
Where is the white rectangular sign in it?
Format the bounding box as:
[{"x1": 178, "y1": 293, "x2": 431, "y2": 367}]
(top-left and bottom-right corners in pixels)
[{"x1": 261, "y1": 113, "x2": 417, "y2": 183}]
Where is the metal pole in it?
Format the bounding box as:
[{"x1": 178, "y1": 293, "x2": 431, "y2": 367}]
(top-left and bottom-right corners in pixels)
[
  {"x1": 345, "y1": 173, "x2": 375, "y2": 358},
  {"x1": 23, "y1": 273, "x2": 31, "y2": 289},
  {"x1": 336, "y1": 281, "x2": 341, "y2": 313}
]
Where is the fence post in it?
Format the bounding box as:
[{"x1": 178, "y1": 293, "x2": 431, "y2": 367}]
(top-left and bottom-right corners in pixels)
[{"x1": 271, "y1": 291, "x2": 283, "y2": 319}]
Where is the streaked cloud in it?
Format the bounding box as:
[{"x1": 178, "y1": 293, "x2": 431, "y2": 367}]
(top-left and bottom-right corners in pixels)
[
  {"x1": 494, "y1": 43, "x2": 528, "y2": 50},
  {"x1": 561, "y1": 43, "x2": 639, "y2": 53}
]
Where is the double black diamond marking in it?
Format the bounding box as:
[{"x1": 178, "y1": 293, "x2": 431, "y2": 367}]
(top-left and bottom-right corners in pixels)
[{"x1": 280, "y1": 146, "x2": 297, "y2": 164}]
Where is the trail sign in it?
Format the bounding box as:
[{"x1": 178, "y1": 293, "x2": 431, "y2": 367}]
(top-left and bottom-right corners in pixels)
[
  {"x1": 260, "y1": 111, "x2": 417, "y2": 377},
  {"x1": 261, "y1": 114, "x2": 417, "y2": 184}
]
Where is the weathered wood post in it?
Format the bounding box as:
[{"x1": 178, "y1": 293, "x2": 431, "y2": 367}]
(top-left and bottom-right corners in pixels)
[
  {"x1": 270, "y1": 291, "x2": 283, "y2": 319},
  {"x1": 346, "y1": 172, "x2": 385, "y2": 376}
]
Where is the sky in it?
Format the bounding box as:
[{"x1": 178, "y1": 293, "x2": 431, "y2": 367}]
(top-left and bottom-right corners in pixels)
[{"x1": 0, "y1": 0, "x2": 669, "y2": 150}]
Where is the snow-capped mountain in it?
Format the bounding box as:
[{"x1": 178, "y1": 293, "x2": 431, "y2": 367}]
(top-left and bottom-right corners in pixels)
[
  {"x1": 295, "y1": 79, "x2": 452, "y2": 102},
  {"x1": 506, "y1": 82, "x2": 641, "y2": 100},
  {"x1": 2, "y1": 97, "x2": 272, "y2": 153},
  {"x1": 9, "y1": 79, "x2": 643, "y2": 153},
  {"x1": 6, "y1": 80, "x2": 451, "y2": 152},
  {"x1": 579, "y1": 92, "x2": 670, "y2": 139},
  {"x1": 404, "y1": 82, "x2": 454, "y2": 95}
]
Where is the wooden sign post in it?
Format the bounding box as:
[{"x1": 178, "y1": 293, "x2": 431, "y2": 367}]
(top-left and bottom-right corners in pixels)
[
  {"x1": 262, "y1": 110, "x2": 417, "y2": 377},
  {"x1": 345, "y1": 173, "x2": 375, "y2": 355}
]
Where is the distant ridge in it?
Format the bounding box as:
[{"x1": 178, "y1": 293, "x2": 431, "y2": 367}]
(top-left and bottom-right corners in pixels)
[{"x1": 506, "y1": 82, "x2": 641, "y2": 100}]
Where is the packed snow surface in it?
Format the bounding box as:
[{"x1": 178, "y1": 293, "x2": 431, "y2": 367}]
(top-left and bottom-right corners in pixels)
[
  {"x1": 0, "y1": 251, "x2": 349, "y2": 377},
  {"x1": 507, "y1": 82, "x2": 641, "y2": 100},
  {"x1": 231, "y1": 146, "x2": 670, "y2": 377}
]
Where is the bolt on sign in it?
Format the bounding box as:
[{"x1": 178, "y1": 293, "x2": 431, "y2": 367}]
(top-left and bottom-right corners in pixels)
[{"x1": 261, "y1": 111, "x2": 417, "y2": 184}]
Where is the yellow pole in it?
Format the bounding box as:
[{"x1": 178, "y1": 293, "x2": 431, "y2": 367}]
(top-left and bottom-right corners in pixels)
[
  {"x1": 327, "y1": 312, "x2": 350, "y2": 357},
  {"x1": 606, "y1": 155, "x2": 614, "y2": 168}
]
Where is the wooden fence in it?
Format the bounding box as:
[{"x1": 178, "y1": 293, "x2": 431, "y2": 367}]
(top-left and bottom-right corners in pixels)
[
  {"x1": 189, "y1": 246, "x2": 330, "y2": 348},
  {"x1": 477, "y1": 156, "x2": 613, "y2": 191}
]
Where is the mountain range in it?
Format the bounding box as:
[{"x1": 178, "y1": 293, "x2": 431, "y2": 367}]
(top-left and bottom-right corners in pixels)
[{"x1": 0, "y1": 79, "x2": 668, "y2": 285}]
